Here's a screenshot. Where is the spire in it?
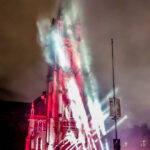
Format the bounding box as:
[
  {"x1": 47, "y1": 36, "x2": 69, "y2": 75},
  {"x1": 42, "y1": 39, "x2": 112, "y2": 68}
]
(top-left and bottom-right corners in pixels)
[
  {"x1": 30, "y1": 101, "x2": 34, "y2": 116},
  {"x1": 57, "y1": 0, "x2": 73, "y2": 18},
  {"x1": 57, "y1": 0, "x2": 63, "y2": 19}
]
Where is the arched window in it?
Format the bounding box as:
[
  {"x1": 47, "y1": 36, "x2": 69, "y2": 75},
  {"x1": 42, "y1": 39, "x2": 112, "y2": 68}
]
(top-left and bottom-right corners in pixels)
[
  {"x1": 39, "y1": 121, "x2": 43, "y2": 131},
  {"x1": 36, "y1": 137, "x2": 42, "y2": 150},
  {"x1": 37, "y1": 120, "x2": 43, "y2": 131},
  {"x1": 43, "y1": 121, "x2": 46, "y2": 131}
]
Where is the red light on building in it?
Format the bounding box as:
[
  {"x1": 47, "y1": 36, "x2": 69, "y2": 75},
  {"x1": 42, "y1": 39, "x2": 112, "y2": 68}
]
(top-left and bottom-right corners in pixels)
[{"x1": 25, "y1": 1, "x2": 103, "y2": 150}]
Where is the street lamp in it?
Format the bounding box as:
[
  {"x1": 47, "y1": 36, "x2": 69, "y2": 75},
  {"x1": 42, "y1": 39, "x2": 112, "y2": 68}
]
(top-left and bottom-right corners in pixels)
[{"x1": 110, "y1": 38, "x2": 121, "y2": 150}]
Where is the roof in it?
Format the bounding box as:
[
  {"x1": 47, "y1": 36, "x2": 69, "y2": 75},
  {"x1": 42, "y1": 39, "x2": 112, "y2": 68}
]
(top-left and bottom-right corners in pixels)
[{"x1": 33, "y1": 96, "x2": 47, "y2": 116}]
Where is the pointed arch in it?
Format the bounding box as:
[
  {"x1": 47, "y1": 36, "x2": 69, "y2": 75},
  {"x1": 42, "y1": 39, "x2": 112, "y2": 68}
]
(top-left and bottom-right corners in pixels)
[{"x1": 36, "y1": 137, "x2": 42, "y2": 150}]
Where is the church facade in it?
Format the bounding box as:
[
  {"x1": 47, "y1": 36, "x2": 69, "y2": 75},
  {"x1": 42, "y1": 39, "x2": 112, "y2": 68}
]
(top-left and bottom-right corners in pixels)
[{"x1": 25, "y1": 1, "x2": 102, "y2": 150}]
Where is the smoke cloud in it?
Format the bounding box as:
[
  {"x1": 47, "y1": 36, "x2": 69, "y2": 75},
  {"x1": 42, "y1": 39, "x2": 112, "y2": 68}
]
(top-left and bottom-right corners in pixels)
[{"x1": 0, "y1": 0, "x2": 150, "y2": 127}]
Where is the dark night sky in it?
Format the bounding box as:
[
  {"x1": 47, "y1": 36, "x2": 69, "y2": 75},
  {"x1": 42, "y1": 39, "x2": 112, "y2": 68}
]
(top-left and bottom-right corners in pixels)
[{"x1": 1, "y1": 0, "x2": 150, "y2": 127}]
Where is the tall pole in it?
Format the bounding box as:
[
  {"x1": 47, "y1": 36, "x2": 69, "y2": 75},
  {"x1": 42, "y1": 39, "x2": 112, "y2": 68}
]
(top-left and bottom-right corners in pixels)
[{"x1": 111, "y1": 38, "x2": 118, "y2": 139}]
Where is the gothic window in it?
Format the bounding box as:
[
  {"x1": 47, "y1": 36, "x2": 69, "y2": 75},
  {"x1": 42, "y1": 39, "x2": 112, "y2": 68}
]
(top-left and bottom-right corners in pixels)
[
  {"x1": 37, "y1": 120, "x2": 43, "y2": 131},
  {"x1": 36, "y1": 137, "x2": 42, "y2": 150},
  {"x1": 43, "y1": 121, "x2": 46, "y2": 131}
]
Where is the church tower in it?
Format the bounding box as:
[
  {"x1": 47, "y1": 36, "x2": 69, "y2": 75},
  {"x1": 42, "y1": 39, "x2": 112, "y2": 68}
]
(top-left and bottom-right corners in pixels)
[{"x1": 25, "y1": 1, "x2": 102, "y2": 150}]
